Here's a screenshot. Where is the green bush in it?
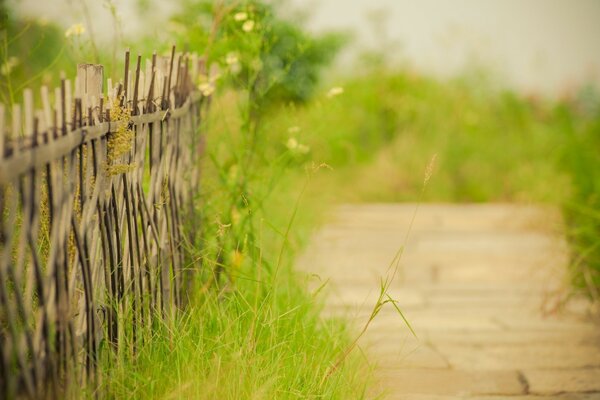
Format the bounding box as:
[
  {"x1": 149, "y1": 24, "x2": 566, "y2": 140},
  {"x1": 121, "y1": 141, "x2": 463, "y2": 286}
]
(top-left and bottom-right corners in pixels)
[{"x1": 170, "y1": 0, "x2": 345, "y2": 107}]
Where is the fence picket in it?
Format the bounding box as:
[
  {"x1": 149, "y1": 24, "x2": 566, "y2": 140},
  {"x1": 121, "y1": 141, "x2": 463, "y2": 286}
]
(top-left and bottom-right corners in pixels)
[{"x1": 0, "y1": 47, "x2": 207, "y2": 398}]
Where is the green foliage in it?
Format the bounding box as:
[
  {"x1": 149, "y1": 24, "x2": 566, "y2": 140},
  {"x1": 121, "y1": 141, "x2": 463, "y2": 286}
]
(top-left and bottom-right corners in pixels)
[
  {"x1": 559, "y1": 98, "x2": 600, "y2": 297},
  {"x1": 260, "y1": 66, "x2": 600, "y2": 299},
  {"x1": 0, "y1": 2, "x2": 105, "y2": 105},
  {"x1": 1, "y1": 16, "x2": 65, "y2": 104},
  {"x1": 170, "y1": 0, "x2": 345, "y2": 106},
  {"x1": 95, "y1": 268, "x2": 367, "y2": 399}
]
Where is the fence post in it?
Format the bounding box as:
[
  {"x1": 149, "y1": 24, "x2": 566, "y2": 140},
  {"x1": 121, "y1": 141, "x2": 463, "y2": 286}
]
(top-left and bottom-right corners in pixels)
[{"x1": 77, "y1": 64, "x2": 104, "y2": 121}]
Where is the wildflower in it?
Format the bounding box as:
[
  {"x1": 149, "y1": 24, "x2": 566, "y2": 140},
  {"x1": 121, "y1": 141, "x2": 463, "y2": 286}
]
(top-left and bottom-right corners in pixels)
[
  {"x1": 297, "y1": 144, "x2": 310, "y2": 154},
  {"x1": 1, "y1": 57, "x2": 19, "y2": 76},
  {"x1": 215, "y1": 217, "x2": 231, "y2": 237},
  {"x1": 286, "y1": 138, "x2": 310, "y2": 155},
  {"x1": 234, "y1": 12, "x2": 248, "y2": 21},
  {"x1": 286, "y1": 137, "x2": 298, "y2": 150},
  {"x1": 225, "y1": 53, "x2": 239, "y2": 65},
  {"x1": 288, "y1": 126, "x2": 301, "y2": 134},
  {"x1": 424, "y1": 153, "x2": 437, "y2": 186},
  {"x1": 198, "y1": 82, "x2": 215, "y2": 97},
  {"x1": 242, "y1": 20, "x2": 255, "y2": 32},
  {"x1": 229, "y1": 62, "x2": 241, "y2": 75},
  {"x1": 65, "y1": 23, "x2": 86, "y2": 38},
  {"x1": 326, "y1": 86, "x2": 344, "y2": 98}
]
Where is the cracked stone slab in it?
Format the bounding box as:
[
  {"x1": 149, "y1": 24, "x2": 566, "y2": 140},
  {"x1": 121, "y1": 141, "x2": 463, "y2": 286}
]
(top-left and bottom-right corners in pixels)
[
  {"x1": 524, "y1": 368, "x2": 600, "y2": 394},
  {"x1": 387, "y1": 395, "x2": 600, "y2": 400},
  {"x1": 436, "y1": 343, "x2": 600, "y2": 369},
  {"x1": 373, "y1": 369, "x2": 524, "y2": 396}
]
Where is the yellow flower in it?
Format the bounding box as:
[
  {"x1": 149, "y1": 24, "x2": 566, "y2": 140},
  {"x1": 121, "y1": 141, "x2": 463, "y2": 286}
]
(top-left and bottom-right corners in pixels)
[
  {"x1": 65, "y1": 23, "x2": 86, "y2": 38},
  {"x1": 242, "y1": 20, "x2": 255, "y2": 32},
  {"x1": 234, "y1": 12, "x2": 248, "y2": 21},
  {"x1": 326, "y1": 86, "x2": 344, "y2": 98},
  {"x1": 198, "y1": 82, "x2": 215, "y2": 97},
  {"x1": 230, "y1": 250, "x2": 244, "y2": 269},
  {"x1": 286, "y1": 137, "x2": 298, "y2": 150}
]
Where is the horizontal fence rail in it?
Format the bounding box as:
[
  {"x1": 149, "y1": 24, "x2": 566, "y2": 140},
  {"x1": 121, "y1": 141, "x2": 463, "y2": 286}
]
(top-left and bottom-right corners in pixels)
[{"x1": 0, "y1": 46, "x2": 211, "y2": 398}]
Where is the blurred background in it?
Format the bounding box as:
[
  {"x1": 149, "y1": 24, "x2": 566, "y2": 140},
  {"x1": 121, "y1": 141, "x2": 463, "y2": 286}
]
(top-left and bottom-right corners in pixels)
[
  {"x1": 2, "y1": 1, "x2": 600, "y2": 397},
  {"x1": 11, "y1": 0, "x2": 600, "y2": 95},
  {"x1": 4, "y1": 0, "x2": 600, "y2": 301}
]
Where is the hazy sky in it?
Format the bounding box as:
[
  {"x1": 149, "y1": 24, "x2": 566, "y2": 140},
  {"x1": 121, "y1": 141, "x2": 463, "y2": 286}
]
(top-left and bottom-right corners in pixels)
[
  {"x1": 13, "y1": 0, "x2": 600, "y2": 95},
  {"x1": 288, "y1": 0, "x2": 600, "y2": 95}
]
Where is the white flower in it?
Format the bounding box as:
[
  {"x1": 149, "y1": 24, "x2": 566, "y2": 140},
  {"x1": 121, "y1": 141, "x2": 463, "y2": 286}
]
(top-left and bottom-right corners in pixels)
[
  {"x1": 65, "y1": 23, "x2": 86, "y2": 38},
  {"x1": 242, "y1": 20, "x2": 255, "y2": 32},
  {"x1": 286, "y1": 138, "x2": 310, "y2": 155},
  {"x1": 224, "y1": 53, "x2": 241, "y2": 75},
  {"x1": 198, "y1": 82, "x2": 215, "y2": 97},
  {"x1": 234, "y1": 12, "x2": 248, "y2": 21},
  {"x1": 0, "y1": 57, "x2": 19, "y2": 76},
  {"x1": 288, "y1": 126, "x2": 301, "y2": 134},
  {"x1": 297, "y1": 144, "x2": 310, "y2": 154},
  {"x1": 229, "y1": 62, "x2": 241, "y2": 75},
  {"x1": 225, "y1": 53, "x2": 239, "y2": 65},
  {"x1": 326, "y1": 86, "x2": 344, "y2": 98}
]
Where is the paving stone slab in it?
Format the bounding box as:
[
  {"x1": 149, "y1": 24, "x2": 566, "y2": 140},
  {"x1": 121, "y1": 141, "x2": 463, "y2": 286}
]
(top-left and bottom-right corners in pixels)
[
  {"x1": 423, "y1": 330, "x2": 600, "y2": 347},
  {"x1": 524, "y1": 368, "x2": 600, "y2": 394},
  {"x1": 436, "y1": 344, "x2": 600, "y2": 369},
  {"x1": 366, "y1": 342, "x2": 450, "y2": 369},
  {"x1": 299, "y1": 204, "x2": 599, "y2": 398},
  {"x1": 386, "y1": 394, "x2": 600, "y2": 400},
  {"x1": 374, "y1": 369, "x2": 524, "y2": 396}
]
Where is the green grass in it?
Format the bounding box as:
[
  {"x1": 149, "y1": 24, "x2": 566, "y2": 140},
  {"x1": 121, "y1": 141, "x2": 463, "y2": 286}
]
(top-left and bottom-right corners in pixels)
[
  {"x1": 89, "y1": 88, "x2": 373, "y2": 399},
  {"x1": 262, "y1": 66, "x2": 600, "y2": 299},
  {"x1": 98, "y1": 66, "x2": 600, "y2": 397},
  {"x1": 5, "y1": 5, "x2": 600, "y2": 396},
  {"x1": 94, "y1": 277, "x2": 367, "y2": 399}
]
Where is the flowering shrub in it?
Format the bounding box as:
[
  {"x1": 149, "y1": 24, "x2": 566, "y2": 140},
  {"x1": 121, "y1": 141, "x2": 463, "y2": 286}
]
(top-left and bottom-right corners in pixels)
[{"x1": 171, "y1": 0, "x2": 345, "y2": 107}]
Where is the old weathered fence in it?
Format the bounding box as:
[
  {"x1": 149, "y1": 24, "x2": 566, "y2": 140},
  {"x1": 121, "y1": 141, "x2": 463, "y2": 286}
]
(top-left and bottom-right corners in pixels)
[{"x1": 0, "y1": 47, "x2": 210, "y2": 398}]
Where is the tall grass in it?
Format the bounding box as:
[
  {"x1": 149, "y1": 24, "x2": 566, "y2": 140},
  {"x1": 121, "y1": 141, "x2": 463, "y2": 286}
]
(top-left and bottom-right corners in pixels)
[
  {"x1": 86, "y1": 83, "x2": 373, "y2": 398},
  {"x1": 264, "y1": 65, "x2": 600, "y2": 301}
]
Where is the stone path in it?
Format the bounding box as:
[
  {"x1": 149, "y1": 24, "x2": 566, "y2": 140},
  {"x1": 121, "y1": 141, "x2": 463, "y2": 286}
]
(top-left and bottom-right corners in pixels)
[{"x1": 299, "y1": 204, "x2": 600, "y2": 399}]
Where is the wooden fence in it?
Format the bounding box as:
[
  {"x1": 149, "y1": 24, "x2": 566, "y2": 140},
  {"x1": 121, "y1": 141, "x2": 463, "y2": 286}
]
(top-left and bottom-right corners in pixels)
[{"x1": 0, "y1": 46, "x2": 210, "y2": 398}]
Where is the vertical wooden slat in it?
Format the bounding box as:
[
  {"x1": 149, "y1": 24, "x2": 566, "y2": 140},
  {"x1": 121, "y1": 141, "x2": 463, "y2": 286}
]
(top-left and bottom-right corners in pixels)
[
  {"x1": 0, "y1": 104, "x2": 4, "y2": 157},
  {"x1": 12, "y1": 103, "x2": 21, "y2": 140},
  {"x1": 132, "y1": 55, "x2": 141, "y2": 116},
  {"x1": 40, "y1": 86, "x2": 52, "y2": 130},
  {"x1": 23, "y1": 89, "x2": 33, "y2": 138},
  {"x1": 65, "y1": 78, "x2": 72, "y2": 130},
  {"x1": 0, "y1": 47, "x2": 206, "y2": 397},
  {"x1": 123, "y1": 49, "x2": 130, "y2": 103}
]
